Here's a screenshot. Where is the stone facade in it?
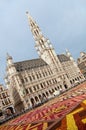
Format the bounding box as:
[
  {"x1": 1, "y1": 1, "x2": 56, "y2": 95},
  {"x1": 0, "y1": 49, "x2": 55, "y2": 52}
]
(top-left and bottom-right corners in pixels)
[
  {"x1": 77, "y1": 52, "x2": 86, "y2": 79},
  {"x1": 0, "y1": 84, "x2": 14, "y2": 117},
  {"x1": 5, "y1": 13, "x2": 85, "y2": 112}
]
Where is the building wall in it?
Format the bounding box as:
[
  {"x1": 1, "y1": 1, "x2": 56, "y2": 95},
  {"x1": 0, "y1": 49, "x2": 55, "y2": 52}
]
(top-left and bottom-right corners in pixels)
[
  {"x1": 62, "y1": 60, "x2": 84, "y2": 85},
  {"x1": 5, "y1": 14, "x2": 85, "y2": 112},
  {"x1": 5, "y1": 54, "x2": 85, "y2": 112},
  {"x1": 0, "y1": 84, "x2": 14, "y2": 117},
  {"x1": 77, "y1": 52, "x2": 86, "y2": 79},
  {"x1": 5, "y1": 61, "x2": 66, "y2": 111},
  {"x1": 19, "y1": 65, "x2": 65, "y2": 108}
]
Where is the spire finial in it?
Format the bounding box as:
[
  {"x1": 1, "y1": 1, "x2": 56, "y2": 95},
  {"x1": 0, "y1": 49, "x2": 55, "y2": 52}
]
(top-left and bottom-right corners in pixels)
[
  {"x1": 26, "y1": 11, "x2": 32, "y2": 18},
  {"x1": 26, "y1": 11, "x2": 28, "y2": 14},
  {"x1": 26, "y1": 11, "x2": 29, "y2": 16},
  {"x1": 6, "y1": 53, "x2": 12, "y2": 60},
  {"x1": 6, "y1": 52, "x2": 10, "y2": 58}
]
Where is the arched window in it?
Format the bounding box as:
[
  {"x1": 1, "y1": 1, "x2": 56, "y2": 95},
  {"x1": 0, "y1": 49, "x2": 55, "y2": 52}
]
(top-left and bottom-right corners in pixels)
[
  {"x1": 25, "y1": 89, "x2": 28, "y2": 94},
  {"x1": 40, "y1": 83, "x2": 43, "y2": 88},
  {"x1": 39, "y1": 95, "x2": 42, "y2": 99},
  {"x1": 47, "y1": 81, "x2": 49, "y2": 85},
  {"x1": 60, "y1": 85, "x2": 62, "y2": 89},
  {"x1": 0, "y1": 111, "x2": 3, "y2": 116},
  {"x1": 57, "y1": 86, "x2": 59, "y2": 89},
  {"x1": 34, "y1": 30, "x2": 37, "y2": 36},
  {"x1": 42, "y1": 72, "x2": 45, "y2": 77},
  {"x1": 31, "y1": 98, "x2": 35, "y2": 106},
  {"x1": 46, "y1": 91, "x2": 49, "y2": 96},
  {"x1": 29, "y1": 88, "x2": 33, "y2": 93},
  {"x1": 55, "y1": 79, "x2": 57, "y2": 83},
  {"x1": 55, "y1": 87, "x2": 57, "y2": 90},
  {"x1": 32, "y1": 75, "x2": 35, "y2": 80},
  {"x1": 75, "y1": 78, "x2": 77, "y2": 81},
  {"x1": 35, "y1": 96, "x2": 39, "y2": 102},
  {"x1": 70, "y1": 80, "x2": 72, "y2": 84},
  {"x1": 73, "y1": 79, "x2": 75, "y2": 82},
  {"x1": 25, "y1": 77, "x2": 28, "y2": 82},
  {"x1": 64, "y1": 84, "x2": 68, "y2": 89},
  {"x1": 36, "y1": 73, "x2": 39, "y2": 79},
  {"x1": 77, "y1": 77, "x2": 79, "y2": 80},
  {"x1": 36, "y1": 29, "x2": 39, "y2": 35},
  {"x1": 49, "y1": 80, "x2": 52, "y2": 84},
  {"x1": 43, "y1": 82, "x2": 46, "y2": 86},
  {"x1": 38, "y1": 72, "x2": 42, "y2": 78},
  {"x1": 33, "y1": 86, "x2": 36, "y2": 91},
  {"x1": 29, "y1": 76, "x2": 32, "y2": 81},
  {"x1": 79, "y1": 76, "x2": 82, "y2": 79},
  {"x1": 49, "y1": 90, "x2": 52, "y2": 94},
  {"x1": 42, "y1": 93, "x2": 46, "y2": 97},
  {"x1": 52, "y1": 89, "x2": 54, "y2": 92}
]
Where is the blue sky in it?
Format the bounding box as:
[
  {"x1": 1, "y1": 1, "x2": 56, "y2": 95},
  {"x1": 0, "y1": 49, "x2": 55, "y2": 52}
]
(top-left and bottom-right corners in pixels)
[{"x1": 0, "y1": 0, "x2": 86, "y2": 85}]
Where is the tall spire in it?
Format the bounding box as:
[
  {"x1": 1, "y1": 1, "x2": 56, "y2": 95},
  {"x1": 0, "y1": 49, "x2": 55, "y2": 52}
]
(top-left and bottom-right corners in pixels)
[
  {"x1": 26, "y1": 11, "x2": 71, "y2": 88},
  {"x1": 26, "y1": 11, "x2": 31, "y2": 18},
  {"x1": 26, "y1": 11, "x2": 54, "y2": 56},
  {"x1": 65, "y1": 49, "x2": 75, "y2": 62},
  {"x1": 6, "y1": 53, "x2": 13, "y2": 66},
  {"x1": 26, "y1": 11, "x2": 42, "y2": 40},
  {"x1": 26, "y1": 11, "x2": 62, "y2": 70},
  {"x1": 6, "y1": 53, "x2": 12, "y2": 60}
]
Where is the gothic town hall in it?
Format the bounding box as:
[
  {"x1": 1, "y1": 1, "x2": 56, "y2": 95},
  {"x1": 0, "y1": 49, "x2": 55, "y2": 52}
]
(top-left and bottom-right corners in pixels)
[{"x1": 5, "y1": 12, "x2": 85, "y2": 112}]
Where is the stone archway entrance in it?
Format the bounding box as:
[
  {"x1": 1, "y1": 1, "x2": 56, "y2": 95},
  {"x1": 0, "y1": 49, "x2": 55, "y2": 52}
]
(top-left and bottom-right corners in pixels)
[
  {"x1": 5, "y1": 107, "x2": 14, "y2": 117},
  {"x1": 7, "y1": 107, "x2": 14, "y2": 114}
]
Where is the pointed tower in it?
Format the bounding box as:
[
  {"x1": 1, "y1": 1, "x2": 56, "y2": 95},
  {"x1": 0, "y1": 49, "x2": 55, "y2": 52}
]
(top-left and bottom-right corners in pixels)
[
  {"x1": 26, "y1": 12, "x2": 63, "y2": 73},
  {"x1": 65, "y1": 49, "x2": 75, "y2": 62},
  {"x1": 6, "y1": 53, "x2": 13, "y2": 65},
  {"x1": 6, "y1": 53, "x2": 17, "y2": 75},
  {"x1": 66, "y1": 49, "x2": 81, "y2": 74},
  {"x1": 5, "y1": 53, "x2": 28, "y2": 111},
  {"x1": 66, "y1": 49, "x2": 79, "y2": 67},
  {"x1": 26, "y1": 12, "x2": 71, "y2": 88}
]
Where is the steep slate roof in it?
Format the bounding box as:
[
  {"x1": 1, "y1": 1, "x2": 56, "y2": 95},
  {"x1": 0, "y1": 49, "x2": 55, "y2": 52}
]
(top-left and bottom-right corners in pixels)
[
  {"x1": 14, "y1": 54, "x2": 70, "y2": 72},
  {"x1": 14, "y1": 58, "x2": 47, "y2": 72},
  {"x1": 57, "y1": 54, "x2": 70, "y2": 62}
]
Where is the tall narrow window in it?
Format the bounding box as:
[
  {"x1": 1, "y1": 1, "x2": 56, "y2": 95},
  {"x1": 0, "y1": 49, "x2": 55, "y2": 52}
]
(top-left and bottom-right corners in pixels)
[
  {"x1": 25, "y1": 77, "x2": 28, "y2": 82},
  {"x1": 29, "y1": 76, "x2": 32, "y2": 81},
  {"x1": 29, "y1": 88, "x2": 33, "y2": 93}
]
